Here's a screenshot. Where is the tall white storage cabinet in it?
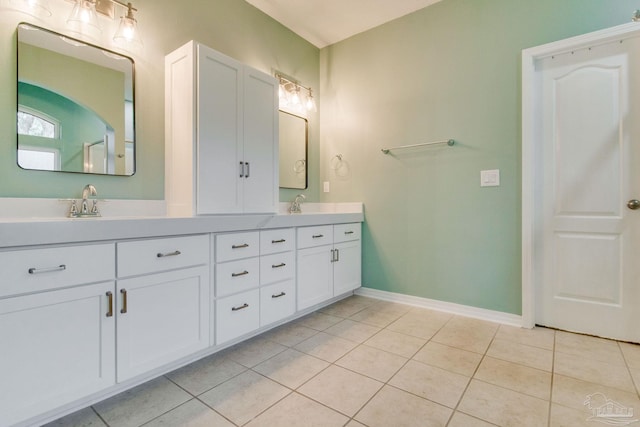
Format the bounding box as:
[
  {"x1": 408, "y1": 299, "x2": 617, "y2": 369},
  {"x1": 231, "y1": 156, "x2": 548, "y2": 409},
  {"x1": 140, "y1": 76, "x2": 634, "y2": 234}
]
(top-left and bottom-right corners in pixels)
[{"x1": 165, "y1": 41, "x2": 279, "y2": 215}]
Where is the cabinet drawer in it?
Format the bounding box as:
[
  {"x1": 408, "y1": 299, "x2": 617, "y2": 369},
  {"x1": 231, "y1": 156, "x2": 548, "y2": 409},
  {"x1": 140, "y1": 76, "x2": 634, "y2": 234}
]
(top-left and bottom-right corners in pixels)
[
  {"x1": 334, "y1": 223, "x2": 361, "y2": 243},
  {"x1": 260, "y1": 280, "x2": 296, "y2": 327},
  {"x1": 216, "y1": 289, "x2": 260, "y2": 345},
  {"x1": 117, "y1": 235, "x2": 209, "y2": 278},
  {"x1": 0, "y1": 243, "x2": 115, "y2": 298},
  {"x1": 297, "y1": 225, "x2": 333, "y2": 249},
  {"x1": 216, "y1": 232, "x2": 260, "y2": 262},
  {"x1": 260, "y1": 252, "x2": 294, "y2": 285},
  {"x1": 260, "y1": 228, "x2": 295, "y2": 255},
  {"x1": 216, "y1": 257, "x2": 259, "y2": 297}
]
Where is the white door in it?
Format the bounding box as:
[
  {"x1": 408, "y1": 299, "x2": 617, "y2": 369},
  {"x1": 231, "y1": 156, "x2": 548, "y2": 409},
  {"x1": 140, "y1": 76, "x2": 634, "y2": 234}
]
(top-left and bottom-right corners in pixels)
[{"x1": 536, "y1": 36, "x2": 640, "y2": 342}]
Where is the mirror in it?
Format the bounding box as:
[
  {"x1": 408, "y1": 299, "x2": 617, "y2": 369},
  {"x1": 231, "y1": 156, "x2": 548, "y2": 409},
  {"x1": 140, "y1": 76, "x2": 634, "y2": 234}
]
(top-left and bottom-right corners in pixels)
[
  {"x1": 279, "y1": 111, "x2": 307, "y2": 189},
  {"x1": 17, "y1": 23, "x2": 135, "y2": 176}
]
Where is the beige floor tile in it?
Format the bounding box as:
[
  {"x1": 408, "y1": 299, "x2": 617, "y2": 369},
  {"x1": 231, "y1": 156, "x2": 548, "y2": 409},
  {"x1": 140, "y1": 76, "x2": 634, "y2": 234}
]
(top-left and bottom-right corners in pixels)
[
  {"x1": 355, "y1": 385, "x2": 452, "y2": 427},
  {"x1": 336, "y1": 344, "x2": 408, "y2": 382},
  {"x1": 294, "y1": 331, "x2": 358, "y2": 362},
  {"x1": 223, "y1": 336, "x2": 288, "y2": 368},
  {"x1": 549, "y1": 403, "x2": 595, "y2": 427},
  {"x1": 389, "y1": 360, "x2": 469, "y2": 408},
  {"x1": 44, "y1": 407, "x2": 107, "y2": 427},
  {"x1": 262, "y1": 322, "x2": 319, "y2": 347},
  {"x1": 295, "y1": 312, "x2": 343, "y2": 331},
  {"x1": 368, "y1": 300, "x2": 412, "y2": 316},
  {"x1": 620, "y1": 342, "x2": 640, "y2": 368},
  {"x1": 364, "y1": 329, "x2": 427, "y2": 358},
  {"x1": 386, "y1": 314, "x2": 440, "y2": 340},
  {"x1": 495, "y1": 325, "x2": 555, "y2": 350},
  {"x1": 165, "y1": 354, "x2": 246, "y2": 396},
  {"x1": 447, "y1": 411, "x2": 498, "y2": 427},
  {"x1": 319, "y1": 297, "x2": 373, "y2": 318},
  {"x1": 349, "y1": 306, "x2": 405, "y2": 327},
  {"x1": 252, "y1": 348, "x2": 329, "y2": 389},
  {"x1": 486, "y1": 337, "x2": 553, "y2": 371},
  {"x1": 458, "y1": 379, "x2": 549, "y2": 427},
  {"x1": 143, "y1": 399, "x2": 234, "y2": 427},
  {"x1": 245, "y1": 392, "x2": 349, "y2": 427},
  {"x1": 345, "y1": 421, "x2": 368, "y2": 427},
  {"x1": 474, "y1": 356, "x2": 551, "y2": 400},
  {"x1": 431, "y1": 316, "x2": 497, "y2": 354},
  {"x1": 555, "y1": 330, "x2": 625, "y2": 366},
  {"x1": 405, "y1": 306, "x2": 453, "y2": 328},
  {"x1": 298, "y1": 365, "x2": 383, "y2": 416},
  {"x1": 199, "y1": 370, "x2": 290, "y2": 426},
  {"x1": 551, "y1": 374, "x2": 640, "y2": 412},
  {"x1": 631, "y1": 367, "x2": 640, "y2": 394},
  {"x1": 93, "y1": 377, "x2": 191, "y2": 427},
  {"x1": 554, "y1": 352, "x2": 636, "y2": 392},
  {"x1": 324, "y1": 319, "x2": 381, "y2": 343},
  {"x1": 412, "y1": 341, "x2": 482, "y2": 377}
]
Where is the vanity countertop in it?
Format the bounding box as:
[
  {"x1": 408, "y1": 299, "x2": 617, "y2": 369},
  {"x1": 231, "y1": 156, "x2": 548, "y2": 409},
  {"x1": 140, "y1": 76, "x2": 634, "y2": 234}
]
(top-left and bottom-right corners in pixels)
[{"x1": 0, "y1": 202, "x2": 364, "y2": 249}]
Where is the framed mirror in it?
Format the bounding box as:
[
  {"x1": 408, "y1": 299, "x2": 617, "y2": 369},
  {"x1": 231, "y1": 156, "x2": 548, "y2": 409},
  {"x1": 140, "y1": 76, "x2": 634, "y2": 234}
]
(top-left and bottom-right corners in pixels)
[
  {"x1": 17, "y1": 23, "x2": 135, "y2": 176},
  {"x1": 279, "y1": 111, "x2": 307, "y2": 189}
]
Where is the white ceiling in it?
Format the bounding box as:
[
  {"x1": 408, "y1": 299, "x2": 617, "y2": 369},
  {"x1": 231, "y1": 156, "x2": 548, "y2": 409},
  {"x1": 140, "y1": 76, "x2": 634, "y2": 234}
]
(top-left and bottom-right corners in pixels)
[{"x1": 245, "y1": 0, "x2": 443, "y2": 48}]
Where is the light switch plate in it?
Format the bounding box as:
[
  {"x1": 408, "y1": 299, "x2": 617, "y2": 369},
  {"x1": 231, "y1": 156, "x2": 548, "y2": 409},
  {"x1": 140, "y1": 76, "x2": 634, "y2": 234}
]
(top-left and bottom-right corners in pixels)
[
  {"x1": 323, "y1": 181, "x2": 330, "y2": 192},
  {"x1": 481, "y1": 169, "x2": 500, "y2": 187}
]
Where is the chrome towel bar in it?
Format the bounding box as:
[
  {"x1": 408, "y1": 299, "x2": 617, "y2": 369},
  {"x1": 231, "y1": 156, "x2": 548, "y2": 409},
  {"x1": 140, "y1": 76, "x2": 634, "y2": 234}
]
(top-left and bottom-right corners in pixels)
[{"x1": 381, "y1": 139, "x2": 454, "y2": 154}]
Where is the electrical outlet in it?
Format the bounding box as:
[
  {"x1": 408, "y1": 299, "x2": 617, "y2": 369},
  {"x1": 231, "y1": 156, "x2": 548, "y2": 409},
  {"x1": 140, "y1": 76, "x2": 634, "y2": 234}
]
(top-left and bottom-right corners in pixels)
[{"x1": 480, "y1": 169, "x2": 500, "y2": 187}]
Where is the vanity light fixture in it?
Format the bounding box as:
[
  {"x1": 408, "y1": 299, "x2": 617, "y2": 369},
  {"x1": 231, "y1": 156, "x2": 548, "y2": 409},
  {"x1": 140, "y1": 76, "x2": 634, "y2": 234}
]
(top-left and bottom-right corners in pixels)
[
  {"x1": 112, "y1": 1, "x2": 142, "y2": 48},
  {"x1": 66, "y1": 0, "x2": 142, "y2": 46},
  {"x1": 9, "y1": 0, "x2": 52, "y2": 18},
  {"x1": 67, "y1": 0, "x2": 101, "y2": 37},
  {"x1": 275, "y1": 72, "x2": 317, "y2": 114}
]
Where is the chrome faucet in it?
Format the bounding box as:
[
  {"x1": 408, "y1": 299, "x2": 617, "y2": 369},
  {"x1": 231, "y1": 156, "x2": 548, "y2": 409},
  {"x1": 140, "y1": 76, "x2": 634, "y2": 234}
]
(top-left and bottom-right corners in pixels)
[
  {"x1": 289, "y1": 194, "x2": 306, "y2": 214},
  {"x1": 69, "y1": 184, "x2": 101, "y2": 217}
]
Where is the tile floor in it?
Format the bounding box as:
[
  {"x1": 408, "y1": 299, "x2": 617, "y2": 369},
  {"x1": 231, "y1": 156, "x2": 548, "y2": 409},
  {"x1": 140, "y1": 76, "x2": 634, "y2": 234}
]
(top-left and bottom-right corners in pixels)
[{"x1": 46, "y1": 295, "x2": 640, "y2": 427}]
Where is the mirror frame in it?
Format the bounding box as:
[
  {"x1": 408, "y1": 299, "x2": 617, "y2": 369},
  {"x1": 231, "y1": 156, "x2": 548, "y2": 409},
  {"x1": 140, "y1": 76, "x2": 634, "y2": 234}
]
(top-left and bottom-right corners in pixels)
[
  {"x1": 16, "y1": 22, "x2": 136, "y2": 176},
  {"x1": 279, "y1": 110, "x2": 308, "y2": 190}
]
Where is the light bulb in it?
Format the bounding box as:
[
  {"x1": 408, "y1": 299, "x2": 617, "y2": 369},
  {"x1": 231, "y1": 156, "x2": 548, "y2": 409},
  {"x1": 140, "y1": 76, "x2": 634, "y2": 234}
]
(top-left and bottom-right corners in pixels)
[{"x1": 114, "y1": 3, "x2": 143, "y2": 49}]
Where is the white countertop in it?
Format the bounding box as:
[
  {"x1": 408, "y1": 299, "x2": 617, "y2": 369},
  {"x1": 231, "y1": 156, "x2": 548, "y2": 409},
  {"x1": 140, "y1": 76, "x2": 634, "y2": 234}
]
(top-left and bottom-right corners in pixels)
[{"x1": 0, "y1": 201, "x2": 364, "y2": 248}]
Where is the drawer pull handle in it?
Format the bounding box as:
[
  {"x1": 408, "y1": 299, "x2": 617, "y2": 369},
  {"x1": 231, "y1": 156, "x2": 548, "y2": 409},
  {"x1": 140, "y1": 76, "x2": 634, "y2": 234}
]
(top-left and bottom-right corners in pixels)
[
  {"x1": 232, "y1": 270, "x2": 249, "y2": 277},
  {"x1": 344, "y1": 231, "x2": 354, "y2": 235},
  {"x1": 271, "y1": 239, "x2": 286, "y2": 244},
  {"x1": 272, "y1": 292, "x2": 286, "y2": 298},
  {"x1": 232, "y1": 303, "x2": 249, "y2": 311},
  {"x1": 312, "y1": 234, "x2": 324, "y2": 239},
  {"x1": 28, "y1": 264, "x2": 66, "y2": 274},
  {"x1": 157, "y1": 250, "x2": 181, "y2": 258},
  {"x1": 272, "y1": 263, "x2": 286, "y2": 269},
  {"x1": 239, "y1": 161, "x2": 245, "y2": 178},
  {"x1": 232, "y1": 243, "x2": 249, "y2": 249},
  {"x1": 120, "y1": 289, "x2": 128, "y2": 314},
  {"x1": 335, "y1": 248, "x2": 340, "y2": 262},
  {"x1": 106, "y1": 291, "x2": 114, "y2": 318}
]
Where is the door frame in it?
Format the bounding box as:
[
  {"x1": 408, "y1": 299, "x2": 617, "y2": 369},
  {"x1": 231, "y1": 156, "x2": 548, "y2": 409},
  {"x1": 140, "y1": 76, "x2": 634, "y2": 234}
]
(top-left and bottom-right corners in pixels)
[{"x1": 521, "y1": 22, "x2": 640, "y2": 328}]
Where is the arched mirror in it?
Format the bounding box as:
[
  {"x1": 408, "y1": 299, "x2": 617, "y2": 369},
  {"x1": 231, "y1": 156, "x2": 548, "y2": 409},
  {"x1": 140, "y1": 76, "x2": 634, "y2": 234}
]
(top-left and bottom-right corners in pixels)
[{"x1": 17, "y1": 23, "x2": 135, "y2": 176}]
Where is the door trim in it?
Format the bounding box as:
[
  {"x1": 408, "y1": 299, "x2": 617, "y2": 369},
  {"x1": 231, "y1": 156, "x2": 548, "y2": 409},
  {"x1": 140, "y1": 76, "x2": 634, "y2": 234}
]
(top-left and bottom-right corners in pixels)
[{"x1": 521, "y1": 22, "x2": 640, "y2": 328}]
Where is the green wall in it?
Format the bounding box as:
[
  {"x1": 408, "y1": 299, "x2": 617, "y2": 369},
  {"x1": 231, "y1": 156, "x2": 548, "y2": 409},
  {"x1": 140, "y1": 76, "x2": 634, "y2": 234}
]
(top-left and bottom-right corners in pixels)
[
  {"x1": 319, "y1": 0, "x2": 638, "y2": 314},
  {"x1": 0, "y1": 0, "x2": 320, "y2": 200}
]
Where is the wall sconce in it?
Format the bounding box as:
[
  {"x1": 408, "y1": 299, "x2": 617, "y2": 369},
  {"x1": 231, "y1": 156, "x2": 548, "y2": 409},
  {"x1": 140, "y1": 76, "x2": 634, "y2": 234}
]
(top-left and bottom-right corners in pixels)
[
  {"x1": 8, "y1": 0, "x2": 52, "y2": 18},
  {"x1": 275, "y1": 72, "x2": 317, "y2": 115}
]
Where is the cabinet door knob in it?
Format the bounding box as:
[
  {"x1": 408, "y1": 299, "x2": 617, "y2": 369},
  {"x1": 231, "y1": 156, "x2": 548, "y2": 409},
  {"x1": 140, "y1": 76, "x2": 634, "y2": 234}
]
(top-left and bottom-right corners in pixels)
[
  {"x1": 312, "y1": 234, "x2": 324, "y2": 239},
  {"x1": 272, "y1": 292, "x2": 286, "y2": 298},
  {"x1": 106, "y1": 291, "x2": 114, "y2": 318},
  {"x1": 239, "y1": 161, "x2": 245, "y2": 178},
  {"x1": 232, "y1": 243, "x2": 249, "y2": 249},
  {"x1": 271, "y1": 239, "x2": 286, "y2": 244},
  {"x1": 28, "y1": 264, "x2": 66, "y2": 274},
  {"x1": 272, "y1": 263, "x2": 286, "y2": 269},
  {"x1": 245, "y1": 162, "x2": 250, "y2": 178},
  {"x1": 232, "y1": 303, "x2": 249, "y2": 311},
  {"x1": 120, "y1": 289, "x2": 128, "y2": 314},
  {"x1": 344, "y1": 231, "x2": 354, "y2": 235}
]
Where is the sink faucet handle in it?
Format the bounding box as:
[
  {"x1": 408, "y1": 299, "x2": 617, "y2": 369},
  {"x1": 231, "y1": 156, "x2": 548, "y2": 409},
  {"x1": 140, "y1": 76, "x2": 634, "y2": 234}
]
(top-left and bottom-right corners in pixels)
[
  {"x1": 90, "y1": 199, "x2": 100, "y2": 215},
  {"x1": 68, "y1": 200, "x2": 78, "y2": 217}
]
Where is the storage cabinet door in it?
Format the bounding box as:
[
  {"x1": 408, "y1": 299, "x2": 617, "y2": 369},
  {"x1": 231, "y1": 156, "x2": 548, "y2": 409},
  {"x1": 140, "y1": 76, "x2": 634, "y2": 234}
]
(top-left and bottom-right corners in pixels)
[
  {"x1": 297, "y1": 245, "x2": 333, "y2": 310},
  {"x1": 116, "y1": 266, "x2": 210, "y2": 382},
  {"x1": 333, "y1": 240, "x2": 362, "y2": 296},
  {"x1": 0, "y1": 282, "x2": 115, "y2": 427},
  {"x1": 197, "y1": 44, "x2": 243, "y2": 214},
  {"x1": 242, "y1": 66, "x2": 278, "y2": 213}
]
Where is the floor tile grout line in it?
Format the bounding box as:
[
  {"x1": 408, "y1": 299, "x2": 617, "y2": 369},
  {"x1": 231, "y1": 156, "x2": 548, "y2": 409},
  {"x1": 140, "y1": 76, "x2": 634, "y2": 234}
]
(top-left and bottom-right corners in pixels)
[
  {"x1": 547, "y1": 329, "x2": 557, "y2": 427},
  {"x1": 617, "y1": 341, "x2": 640, "y2": 399},
  {"x1": 89, "y1": 406, "x2": 110, "y2": 427}
]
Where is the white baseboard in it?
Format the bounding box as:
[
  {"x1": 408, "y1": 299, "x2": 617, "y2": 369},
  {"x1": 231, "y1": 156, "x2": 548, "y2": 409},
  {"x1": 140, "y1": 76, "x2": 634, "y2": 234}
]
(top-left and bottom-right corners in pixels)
[{"x1": 355, "y1": 287, "x2": 523, "y2": 327}]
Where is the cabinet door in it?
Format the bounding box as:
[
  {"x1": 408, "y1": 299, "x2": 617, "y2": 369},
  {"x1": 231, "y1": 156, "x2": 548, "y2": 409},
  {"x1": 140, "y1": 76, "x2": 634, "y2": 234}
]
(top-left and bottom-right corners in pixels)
[
  {"x1": 116, "y1": 266, "x2": 210, "y2": 382},
  {"x1": 0, "y1": 282, "x2": 115, "y2": 427},
  {"x1": 197, "y1": 44, "x2": 243, "y2": 214},
  {"x1": 242, "y1": 66, "x2": 278, "y2": 213},
  {"x1": 333, "y1": 240, "x2": 362, "y2": 296},
  {"x1": 297, "y1": 245, "x2": 334, "y2": 310}
]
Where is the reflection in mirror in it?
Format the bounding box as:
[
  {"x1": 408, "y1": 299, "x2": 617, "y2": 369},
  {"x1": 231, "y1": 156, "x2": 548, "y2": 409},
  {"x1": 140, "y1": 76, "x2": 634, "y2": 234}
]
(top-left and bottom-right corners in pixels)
[
  {"x1": 279, "y1": 111, "x2": 307, "y2": 189},
  {"x1": 17, "y1": 23, "x2": 135, "y2": 176}
]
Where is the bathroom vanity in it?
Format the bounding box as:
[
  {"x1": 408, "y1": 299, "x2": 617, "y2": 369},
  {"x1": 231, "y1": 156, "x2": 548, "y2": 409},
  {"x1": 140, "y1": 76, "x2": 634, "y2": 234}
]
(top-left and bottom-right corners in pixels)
[{"x1": 0, "y1": 205, "x2": 363, "y2": 427}]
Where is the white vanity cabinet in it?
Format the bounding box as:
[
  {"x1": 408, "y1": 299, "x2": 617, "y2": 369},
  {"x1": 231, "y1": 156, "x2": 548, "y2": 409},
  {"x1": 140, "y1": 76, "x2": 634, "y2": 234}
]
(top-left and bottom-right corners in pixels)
[
  {"x1": 165, "y1": 41, "x2": 278, "y2": 216},
  {"x1": 297, "y1": 223, "x2": 361, "y2": 310},
  {"x1": 115, "y1": 235, "x2": 210, "y2": 382},
  {"x1": 0, "y1": 244, "x2": 116, "y2": 427},
  {"x1": 259, "y1": 228, "x2": 296, "y2": 326}
]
